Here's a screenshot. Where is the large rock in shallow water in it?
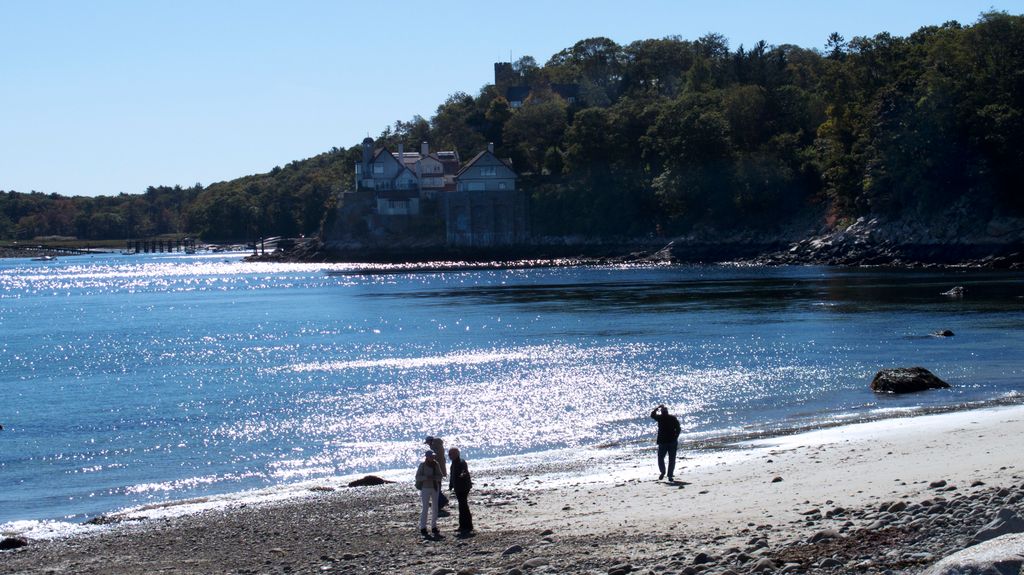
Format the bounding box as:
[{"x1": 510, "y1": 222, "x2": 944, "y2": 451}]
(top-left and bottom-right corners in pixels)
[{"x1": 870, "y1": 367, "x2": 950, "y2": 394}]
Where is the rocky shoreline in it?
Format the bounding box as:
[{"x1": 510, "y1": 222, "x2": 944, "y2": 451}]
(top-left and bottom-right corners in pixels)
[{"x1": 248, "y1": 216, "x2": 1024, "y2": 270}]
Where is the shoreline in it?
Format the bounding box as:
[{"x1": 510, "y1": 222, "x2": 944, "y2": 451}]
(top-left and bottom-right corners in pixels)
[
  {"x1": 5, "y1": 394, "x2": 1022, "y2": 537},
  {"x1": 4, "y1": 403, "x2": 1024, "y2": 574},
  {"x1": 255, "y1": 234, "x2": 1024, "y2": 269}
]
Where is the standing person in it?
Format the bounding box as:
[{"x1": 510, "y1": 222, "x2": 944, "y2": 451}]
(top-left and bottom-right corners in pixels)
[
  {"x1": 447, "y1": 447, "x2": 473, "y2": 534},
  {"x1": 415, "y1": 450, "x2": 444, "y2": 536},
  {"x1": 424, "y1": 436, "x2": 449, "y2": 509},
  {"x1": 424, "y1": 436, "x2": 447, "y2": 477},
  {"x1": 650, "y1": 404, "x2": 681, "y2": 481}
]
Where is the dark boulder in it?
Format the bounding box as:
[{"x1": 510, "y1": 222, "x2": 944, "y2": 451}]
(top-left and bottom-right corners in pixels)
[
  {"x1": 347, "y1": 475, "x2": 394, "y2": 488},
  {"x1": 973, "y1": 508, "x2": 1024, "y2": 544},
  {"x1": 0, "y1": 536, "x2": 29, "y2": 550},
  {"x1": 870, "y1": 367, "x2": 951, "y2": 394}
]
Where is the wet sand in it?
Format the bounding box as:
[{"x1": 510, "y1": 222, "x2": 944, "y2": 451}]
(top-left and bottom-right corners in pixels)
[{"x1": 3, "y1": 405, "x2": 1024, "y2": 574}]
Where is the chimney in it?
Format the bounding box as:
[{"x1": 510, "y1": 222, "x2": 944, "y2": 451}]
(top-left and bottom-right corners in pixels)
[
  {"x1": 487, "y1": 142, "x2": 494, "y2": 154},
  {"x1": 398, "y1": 143, "x2": 404, "y2": 163},
  {"x1": 421, "y1": 141, "x2": 428, "y2": 156}
]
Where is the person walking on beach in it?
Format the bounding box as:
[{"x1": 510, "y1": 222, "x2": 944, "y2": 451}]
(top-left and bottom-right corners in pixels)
[
  {"x1": 651, "y1": 404, "x2": 681, "y2": 481},
  {"x1": 447, "y1": 447, "x2": 473, "y2": 534},
  {"x1": 424, "y1": 435, "x2": 449, "y2": 509},
  {"x1": 415, "y1": 450, "x2": 444, "y2": 536}
]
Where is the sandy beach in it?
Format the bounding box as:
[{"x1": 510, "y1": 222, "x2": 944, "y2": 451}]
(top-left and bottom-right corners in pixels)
[{"x1": 3, "y1": 404, "x2": 1024, "y2": 574}]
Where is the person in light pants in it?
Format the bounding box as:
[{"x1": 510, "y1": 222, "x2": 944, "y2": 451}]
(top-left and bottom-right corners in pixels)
[{"x1": 415, "y1": 450, "x2": 444, "y2": 536}]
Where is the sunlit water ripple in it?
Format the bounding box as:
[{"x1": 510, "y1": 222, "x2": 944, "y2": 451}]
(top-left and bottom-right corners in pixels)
[{"x1": 1, "y1": 253, "x2": 1023, "y2": 530}]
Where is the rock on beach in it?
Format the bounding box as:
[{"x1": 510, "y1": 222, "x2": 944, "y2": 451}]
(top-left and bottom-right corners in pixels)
[
  {"x1": 973, "y1": 508, "x2": 1024, "y2": 544},
  {"x1": 0, "y1": 536, "x2": 29, "y2": 550},
  {"x1": 347, "y1": 475, "x2": 394, "y2": 488},
  {"x1": 923, "y1": 532, "x2": 1024, "y2": 575}
]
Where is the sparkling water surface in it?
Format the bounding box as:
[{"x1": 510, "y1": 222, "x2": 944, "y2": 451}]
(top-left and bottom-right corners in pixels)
[{"x1": 1, "y1": 253, "x2": 1023, "y2": 526}]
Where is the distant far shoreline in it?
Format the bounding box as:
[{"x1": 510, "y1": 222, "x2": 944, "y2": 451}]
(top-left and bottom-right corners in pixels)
[
  {"x1": 4, "y1": 232, "x2": 1023, "y2": 269},
  {"x1": 248, "y1": 236, "x2": 1024, "y2": 270}
]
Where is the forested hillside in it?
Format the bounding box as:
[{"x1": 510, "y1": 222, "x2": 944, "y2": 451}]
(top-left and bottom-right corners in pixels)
[{"x1": 2, "y1": 11, "x2": 1021, "y2": 244}]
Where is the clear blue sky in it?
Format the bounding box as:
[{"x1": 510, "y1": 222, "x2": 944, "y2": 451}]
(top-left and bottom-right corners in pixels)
[{"x1": 2, "y1": 0, "x2": 1020, "y2": 197}]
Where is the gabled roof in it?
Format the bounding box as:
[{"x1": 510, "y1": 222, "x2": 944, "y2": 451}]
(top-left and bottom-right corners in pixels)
[
  {"x1": 391, "y1": 164, "x2": 417, "y2": 182},
  {"x1": 370, "y1": 147, "x2": 400, "y2": 165},
  {"x1": 456, "y1": 150, "x2": 516, "y2": 177}
]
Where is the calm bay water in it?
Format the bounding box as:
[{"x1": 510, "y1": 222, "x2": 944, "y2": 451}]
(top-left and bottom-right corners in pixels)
[{"x1": 1, "y1": 253, "x2": 1023, "y2": 528}]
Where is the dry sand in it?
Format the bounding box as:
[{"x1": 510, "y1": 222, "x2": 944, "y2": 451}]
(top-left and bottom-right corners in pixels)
[{"x1": 3, "y1": 404, "x2": 1024, "y2": 574}]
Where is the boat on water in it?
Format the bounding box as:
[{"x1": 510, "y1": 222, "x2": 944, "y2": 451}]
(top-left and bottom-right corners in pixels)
[{"x1": 32, "y1": 255, "x2": 57, "y2": 261}]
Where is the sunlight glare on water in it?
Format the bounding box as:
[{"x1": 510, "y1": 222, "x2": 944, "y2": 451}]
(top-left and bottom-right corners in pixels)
[{"x1": 1, "y1": 255, "x2": 1022, "y2": 526}]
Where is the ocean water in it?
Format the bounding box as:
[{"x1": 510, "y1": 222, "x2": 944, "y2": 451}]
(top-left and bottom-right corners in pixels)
[{"x1": 1, "y1": 253, "x2": 1023, "y2": 530}]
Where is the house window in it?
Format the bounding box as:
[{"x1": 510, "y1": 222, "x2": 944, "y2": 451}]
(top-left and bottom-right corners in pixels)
[
  {"x1": 481, "y1": 166, "x2": 497, "y2": 177},
  {"x1": 499, "y1": 182, "x2": 507, "y2": 190},
  {"x1": 373, "y1": 164, "x2": 384, "y2": 175}
]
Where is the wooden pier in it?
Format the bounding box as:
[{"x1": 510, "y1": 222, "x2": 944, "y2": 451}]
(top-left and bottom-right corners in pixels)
[{"x1": 124, "y1": 238, "x2": 198, "y2": 254}]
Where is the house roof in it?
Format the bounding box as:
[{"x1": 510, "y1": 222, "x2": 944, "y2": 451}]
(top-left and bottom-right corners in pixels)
[
  {"x1": 371, "y1": 147, "x2": 398, "y2": 164},
  {"x1": 391, "y1": 165, "x2": 417, "y2": 182},
  {"x1": 436, "y1": 151, "x2": 461, "y2": 175},
  {"x1": 456, "y1": 150, "x2": 516, "y2": 177}
]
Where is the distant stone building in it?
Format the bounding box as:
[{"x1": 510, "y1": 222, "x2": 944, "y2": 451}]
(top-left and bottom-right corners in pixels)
[{"x1": 343, "y1": 138, "x2": 528, "y2": 247}]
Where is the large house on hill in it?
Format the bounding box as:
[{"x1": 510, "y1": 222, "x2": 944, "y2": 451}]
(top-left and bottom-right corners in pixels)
[
  {"x1": 345, "y1": 138, "x2": 528, "y2": 247},
  {"x1": 448, "y1": 145, "x2": 527, "y2": 246}
]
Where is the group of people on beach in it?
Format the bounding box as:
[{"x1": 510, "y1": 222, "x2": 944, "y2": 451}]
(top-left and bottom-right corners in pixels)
[
  {"x1": 413, "y1": 405, "x2": 679, "y2": 537},
  {"x1": 415, "y1": 435, "x2": 473, "y2": 537}
]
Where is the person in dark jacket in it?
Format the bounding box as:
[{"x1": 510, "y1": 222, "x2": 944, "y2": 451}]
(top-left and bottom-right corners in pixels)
[
  {"x1": 447, "y1": 447, "x2": 473, "y2": 534},
  {"x1": 425, "y1": 435, "x2": 449, "y2": 509},
  {"x1": 650, "y1": 404, "x2": 681, "y2": 481}
]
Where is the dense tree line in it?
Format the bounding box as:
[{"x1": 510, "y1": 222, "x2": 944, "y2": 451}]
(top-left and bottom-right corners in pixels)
[
  {"x1": 0, "y1": 186, "x2": 202, "y2": 241},
  {"x1": 365, "y1": 11, "x2": 1023, "y2": 239},
  {"x1": 0, "y1": 148, "x2": 352, "y2": 242},
  {"x1": 3, "y1": 11, "x2": 1021, "y2": 242}
]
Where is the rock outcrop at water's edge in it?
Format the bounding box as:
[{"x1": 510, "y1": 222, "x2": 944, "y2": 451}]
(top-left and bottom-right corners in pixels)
[
  {"x1": 252, "y1": 212, "x2": 1024, "y2": 268},
  {"x1": 751, "y1": 215, "x2": 1024, "y2": 268}
]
